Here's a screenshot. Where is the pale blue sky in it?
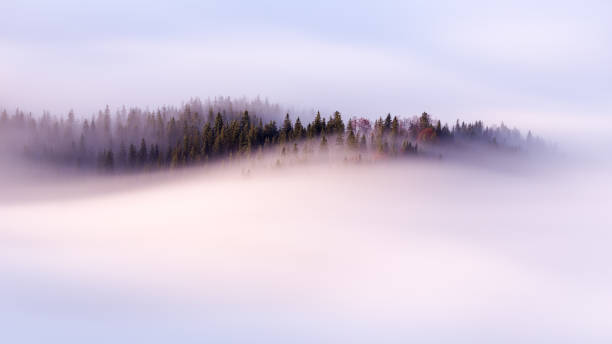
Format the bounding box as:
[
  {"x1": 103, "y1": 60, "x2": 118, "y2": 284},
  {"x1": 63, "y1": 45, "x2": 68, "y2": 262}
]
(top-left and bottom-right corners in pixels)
[{"x1": 1, "y1": 0, "x2": 611, "y2": 132}]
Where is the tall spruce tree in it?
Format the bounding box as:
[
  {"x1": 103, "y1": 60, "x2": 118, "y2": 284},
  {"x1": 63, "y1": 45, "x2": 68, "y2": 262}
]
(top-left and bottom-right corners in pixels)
[
  {"x1": 347, "y1": 120, "x2": 357, "y2": 149},
  {"x1": 294, "y1": 117, "x2": 305, "y2": 140},
  {"x1": 280, "y1": 113, "x2": 293, "y2": 143},
  {"x1": 138, "y1": 138, "x2": 148, "y2": 167}
]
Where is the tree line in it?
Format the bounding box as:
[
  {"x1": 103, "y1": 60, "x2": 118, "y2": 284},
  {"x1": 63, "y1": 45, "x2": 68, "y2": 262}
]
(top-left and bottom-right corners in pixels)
[{"x1": 0, "y1": 99, "x2": 541, "y2": 172}]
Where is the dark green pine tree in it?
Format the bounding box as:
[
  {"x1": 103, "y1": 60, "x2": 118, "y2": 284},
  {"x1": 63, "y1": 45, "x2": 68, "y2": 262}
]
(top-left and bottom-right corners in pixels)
[
  {"x1": 313, "y1": 111, "x2": 323, "y2": 136},
  {"x1": 280, "y1": 113, "x2": 293, "y2": 143},
  {"x1": 213, "y1": 112, "x2": 224, "y2": 135},
  {"x1": 347, "y1": 120, "x2": 357, "y2": 149},
  {"x1": 331, "y1": 111, "x2": 345, "y2": 135},
  {"x1": 419, "y1": 112, "x2": 431, "y2": 129},
  {"x1": 202, "y1": 123, "x2": 213, "y2": 155},
  {"x1": 182, "y1": 135, "x2": 190, "y2": 163},
  {"x1": 294, "y1": 117, "x2": 305, "y2": 140},
  {"x1": 167, "y1": 117, "x2": 178, "y2": 145},
  {"x1": 391, "y1": 116, "x2": 399, "y2": 138},
  {"x1": 384, "y1": 114, "x2": 392, "y2": 133},
  {"x1": 240, "y1": 111, "x2": 250, "y2": 130},
  {"x1": 435, "y1": 120, "x2": 442, "y2": 137},
  {"x1": 212, "y1": 127, "x2": 225, "y2": 156}
]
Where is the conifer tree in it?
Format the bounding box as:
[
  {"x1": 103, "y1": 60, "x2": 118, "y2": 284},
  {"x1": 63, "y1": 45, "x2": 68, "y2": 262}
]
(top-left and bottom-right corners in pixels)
[
  {"x1": 240, "y1": 111, "x2": 250, "y2": 130},
  {"x1": 332, "y1": 111, "x2": 345, "y2": 134},
  {"x1": 313, "y1": 111, "x2": 323, "y2": 135},
  {"x1": 213, "y1": 113, "x2": 224, "y2": 135},
  {"x1": 212, "y1": 127, "x2": 225, "y2": 156},
  {"x1": 138, "y1": 138, "x2": 148, "y2": 167},
  {"x1": 294, "y1": 117, "x2": 305, "y2": 140},
  {"x1": 384, "y1": 114, "x2": 392, "y2": 133},
  {"x1": 280, "y1": 113, "x2": 293, "y2": 143},
  {"x1": 168, "y1": 117, "x2": 178, "y2": 145},
  {"x1": 347, "y1": 120, "x2": 357, "y2": 149},
  {"x1": 419, "y1": 112, "x2": 431, "y2": 129},
  {"x1": 391, "y1": 116, "x2": 399, "y2": 137}
]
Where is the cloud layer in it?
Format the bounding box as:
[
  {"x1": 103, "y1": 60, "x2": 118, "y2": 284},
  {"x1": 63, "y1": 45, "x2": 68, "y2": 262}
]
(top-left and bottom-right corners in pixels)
[{"x1": 1, "y1": 0, "x2": 610, "y2": 132}]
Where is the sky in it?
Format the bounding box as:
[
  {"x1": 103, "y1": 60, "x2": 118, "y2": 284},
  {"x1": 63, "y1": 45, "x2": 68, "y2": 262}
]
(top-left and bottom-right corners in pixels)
[{"x1": 1, "y1": 0, "x2": 611, "y2": 133}]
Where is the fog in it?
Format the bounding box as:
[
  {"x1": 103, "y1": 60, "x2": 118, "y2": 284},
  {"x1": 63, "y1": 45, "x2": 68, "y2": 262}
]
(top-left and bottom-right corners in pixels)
[
  {"x1": 3, "y1": 1, "x2": 611, "y2": 126},
  {"x1": 3, "y1": 0, "x2": 611, "y2": 341},
  {"x1": 1, "y1": 139, "x2": 611, "y2": 343}
]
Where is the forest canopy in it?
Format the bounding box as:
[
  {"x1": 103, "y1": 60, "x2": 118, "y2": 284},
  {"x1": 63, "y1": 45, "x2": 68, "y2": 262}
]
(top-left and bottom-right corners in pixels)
[{"x1": 0, "y1": 97, "x2": 544, "y2": 173}]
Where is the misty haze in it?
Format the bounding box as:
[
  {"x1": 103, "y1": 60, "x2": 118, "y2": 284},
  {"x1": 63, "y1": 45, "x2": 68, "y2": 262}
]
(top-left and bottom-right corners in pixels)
[{"x1": 2, "y1": 0, "x2": 612, "y2": 343}]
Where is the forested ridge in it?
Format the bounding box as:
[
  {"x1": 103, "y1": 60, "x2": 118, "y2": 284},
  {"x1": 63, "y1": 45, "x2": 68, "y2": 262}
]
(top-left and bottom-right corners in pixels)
[{"x1": 0, "y1": 97, "x2": 542, "y2": 172}]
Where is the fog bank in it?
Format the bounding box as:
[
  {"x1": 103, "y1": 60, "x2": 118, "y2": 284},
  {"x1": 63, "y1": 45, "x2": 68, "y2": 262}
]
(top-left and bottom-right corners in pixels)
[{"x1": 1, "y1": 154, "x2": 611, "y2": 343}]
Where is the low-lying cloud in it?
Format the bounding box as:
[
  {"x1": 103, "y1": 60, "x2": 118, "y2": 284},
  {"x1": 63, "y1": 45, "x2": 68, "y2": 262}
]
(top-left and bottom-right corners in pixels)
[{"x1": 1, "y1": 148, "x2": 611, "y2": 343}]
